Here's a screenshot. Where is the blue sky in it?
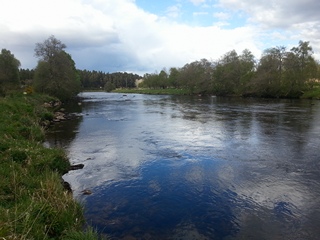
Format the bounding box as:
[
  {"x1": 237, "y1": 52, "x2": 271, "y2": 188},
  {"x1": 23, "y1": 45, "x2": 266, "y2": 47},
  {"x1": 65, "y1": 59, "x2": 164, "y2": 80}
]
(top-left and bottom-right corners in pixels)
[
  {"x1": 0, "y1": 0, "x2": 319, "y2": 75},
  {"x1": 135, "y1": 0, "x2": 247, "y2": 28}
]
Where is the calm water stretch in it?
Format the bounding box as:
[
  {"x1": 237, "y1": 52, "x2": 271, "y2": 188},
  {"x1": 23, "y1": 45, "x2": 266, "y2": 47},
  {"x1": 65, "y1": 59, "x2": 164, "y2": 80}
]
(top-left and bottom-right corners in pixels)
[{"x1": 46, "y1": 92, "x2": 320, "y2": 240}]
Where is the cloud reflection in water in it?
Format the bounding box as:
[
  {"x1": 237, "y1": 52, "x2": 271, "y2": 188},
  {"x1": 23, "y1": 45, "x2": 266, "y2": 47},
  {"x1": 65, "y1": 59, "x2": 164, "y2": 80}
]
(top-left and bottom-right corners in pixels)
[{"x1": 46, "y1": 92, "x2": 320, "y2": 239}]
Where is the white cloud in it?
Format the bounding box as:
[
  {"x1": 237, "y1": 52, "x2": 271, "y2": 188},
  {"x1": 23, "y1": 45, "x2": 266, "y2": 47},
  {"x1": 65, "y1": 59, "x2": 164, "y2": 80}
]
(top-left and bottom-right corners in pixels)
[
  {"x1": 0, "y1": 0, "x2": 318, "y2": 74},
  {"x1": 189, "y1": 0, "x2": 207, "y2": 6},
  {"x1": 213, "y1": 11, "x2": 230, "y2": 21},
  {"x1": 217, "y1": 0, "x2": 320, "y2": 58},
  {"x1": 193, "y1": 11, "x2": 209, "y2": 16},
  {"x1": 166, "y1": 4, "x2": 182, "y2": 18},
  {"x1": 218, "y1": 0, "x2": 320, "y2": 34}
]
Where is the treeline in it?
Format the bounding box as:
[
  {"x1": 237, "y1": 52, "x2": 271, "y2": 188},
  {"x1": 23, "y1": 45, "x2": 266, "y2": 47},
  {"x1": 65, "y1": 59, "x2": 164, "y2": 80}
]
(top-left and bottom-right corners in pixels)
[
  {"x1": 2, "y1": 38, "x2": 319, "y2": 100},
  {"x1": 140, "y1": 41, "x2": 320, "y2": 98},
  {"x1": 77, "y1": 70, "x2": 141, "y2": 91},
  {"x1": 18, "y1": 68, "x2": 142, "y2": 92}
]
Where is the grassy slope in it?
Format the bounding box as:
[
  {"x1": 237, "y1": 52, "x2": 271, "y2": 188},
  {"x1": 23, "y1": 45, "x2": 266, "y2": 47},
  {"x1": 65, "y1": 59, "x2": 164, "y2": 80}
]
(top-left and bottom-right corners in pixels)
[{"x1": 0, "y1": 93, "x2": 98, "y2": 240}]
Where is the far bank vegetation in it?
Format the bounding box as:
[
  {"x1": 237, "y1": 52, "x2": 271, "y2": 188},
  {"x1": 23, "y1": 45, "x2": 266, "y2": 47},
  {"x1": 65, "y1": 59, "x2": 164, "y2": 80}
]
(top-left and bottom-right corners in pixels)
[
  {"x1": 3, "y1": 39, "x2": 317, "y2": 99},
  {"x1": 138, "y1": 41, "x2": 320, "y2": 99}
]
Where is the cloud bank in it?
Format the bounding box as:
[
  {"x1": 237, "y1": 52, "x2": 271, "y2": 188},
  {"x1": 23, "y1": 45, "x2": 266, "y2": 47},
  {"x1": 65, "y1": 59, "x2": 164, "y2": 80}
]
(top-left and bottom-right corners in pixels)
[{"x1": 0, "y1": 0, "x2": 319, "y2": 75}]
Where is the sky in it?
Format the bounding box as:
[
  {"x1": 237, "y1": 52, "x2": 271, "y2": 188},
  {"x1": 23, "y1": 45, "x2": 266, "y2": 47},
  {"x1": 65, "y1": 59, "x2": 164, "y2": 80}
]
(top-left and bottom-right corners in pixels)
[{"x1": 1, "y1": 0, "x2": 319, "y2": 76}]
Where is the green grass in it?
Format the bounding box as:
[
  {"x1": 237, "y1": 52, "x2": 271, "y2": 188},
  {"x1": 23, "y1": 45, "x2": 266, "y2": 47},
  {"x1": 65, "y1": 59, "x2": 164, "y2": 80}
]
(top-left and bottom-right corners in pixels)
[
  {"x1": 112, "y1": 87, "x2": 191, "y2": 95},
  {"x1": 301, "y1": 86, "x2": 320, "y2": 99},
  {"x1": 62, "y1": 227, "x2": 101, "y2": 240},
  {"x1": 0, "y1": 93, "x2": 99, "y2": 239}
]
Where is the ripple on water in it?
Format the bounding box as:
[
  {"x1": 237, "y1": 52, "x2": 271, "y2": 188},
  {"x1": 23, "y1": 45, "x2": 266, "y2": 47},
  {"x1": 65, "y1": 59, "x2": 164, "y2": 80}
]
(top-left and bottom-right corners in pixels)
[{"x1": 47, "y1": 93, "x2": 320, "y2": 239}]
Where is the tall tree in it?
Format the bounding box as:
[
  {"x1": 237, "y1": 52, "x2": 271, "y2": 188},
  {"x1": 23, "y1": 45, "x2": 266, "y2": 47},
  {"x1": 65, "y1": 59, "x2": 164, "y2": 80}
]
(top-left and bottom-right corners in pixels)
[
  {"x1": 213, "y1": 50, "x2": 241, "y2": 95},
  {"x1": 252, "y1": 47, "x2": 285, "y2": 97},
  {"x1": 34, "y1": 35, "x2": 66, "y2": 61},
  {"x1": 168, "y1": 67, "x2": 180, "y2": 88},
  {"x1": 0, "y1": 49, "x2": 21, "y2": 95},
  {"x1": 283, "y1": 41, "x2": 317, "y2": 97},
  {"x1": 33, "y1": 36, "x2": 80, "y2": 101},
  {"x1": 178, "y1": 59, "x2": 213, "y2": 94},
  {"x1": 158, "y1": 68, "x2": 168, "y2": 89},
  {"x1": 238, "y1": 49, "x2": 256, "y2": 95}
]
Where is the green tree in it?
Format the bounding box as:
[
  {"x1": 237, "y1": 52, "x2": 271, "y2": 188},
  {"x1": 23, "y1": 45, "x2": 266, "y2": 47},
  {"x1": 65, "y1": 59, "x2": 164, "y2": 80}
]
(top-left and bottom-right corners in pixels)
[
  {"x1": 168, "y1": 67, "x2": 180, "y2": 88},
  {"x1": 251, "y1": 47, "x2": 285, "y2": 97},
  {"x1": 104, "y1": 81, "x2": 116, "y2": 92},
  {"x1": 158, "y1": 69, "x2": 169, "y2": 89},
  {"x1": 0, "y1": 49, "x2": 21, "y2": 95},
  {"x1": 33, "y1": 36, "x2": 80, "y2": 101},
  {"x1": 213, "y1": 50, "x2": 241, "y2": 95},
  {"x1": 35, "y1": 35, "x2": 66, "y2": 61},
  {"x1": 142, "y1": 73, "x2": 161, "y2": 89},
  {"x1": 178, "y1": 59, "x2": 213, "y2": 94},
  {"x1": 238, "y1": 49, "x2": 256, "y2": 95},
  {"x1": 212, "y1": 49, "x2": 256, "y2": 96},
  {"x1": 19, "y1": 68, "x2": 34, "y2": 83},
  {"x1": 284, "y1": 41, "x2": 318, "y2": 97}
]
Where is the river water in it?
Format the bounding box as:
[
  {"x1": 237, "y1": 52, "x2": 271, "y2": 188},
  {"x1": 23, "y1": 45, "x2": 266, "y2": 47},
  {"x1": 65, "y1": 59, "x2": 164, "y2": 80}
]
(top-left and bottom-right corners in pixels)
[{"x1": 46, "y1": 92, "x2": 320, "y2": 240}]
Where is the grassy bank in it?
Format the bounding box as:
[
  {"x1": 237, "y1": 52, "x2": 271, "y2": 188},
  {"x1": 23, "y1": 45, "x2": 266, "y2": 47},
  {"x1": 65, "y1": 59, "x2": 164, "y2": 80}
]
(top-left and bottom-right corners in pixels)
[
  {"x1": 112, "y1": 88, "x2": 191, "y2": 95},
  {"x1": 301, "y1": 87, "x2": 320, "y2": 99},
  {"x1": 0, "y1": 93, "x2": 98, "y2": 239},
  {"x1": 113, "y1": 87, "x2": 320, "y2": 99}
]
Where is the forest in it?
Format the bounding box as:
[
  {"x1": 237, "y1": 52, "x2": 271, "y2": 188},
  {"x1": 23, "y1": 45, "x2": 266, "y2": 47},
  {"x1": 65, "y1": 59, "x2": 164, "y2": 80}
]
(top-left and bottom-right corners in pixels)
[
  {"x1": 77, "y1": 70, "x2": 141, "y2": 91},
  {"x1": 19, "y1": 68, "x2": 141, "y2": 92}
]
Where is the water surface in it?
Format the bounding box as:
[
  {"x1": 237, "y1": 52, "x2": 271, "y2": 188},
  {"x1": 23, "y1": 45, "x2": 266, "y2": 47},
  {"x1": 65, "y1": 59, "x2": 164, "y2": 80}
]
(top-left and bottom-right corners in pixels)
[{"x1": 46, "y1": 92, "x2": 320, "y2": 239}]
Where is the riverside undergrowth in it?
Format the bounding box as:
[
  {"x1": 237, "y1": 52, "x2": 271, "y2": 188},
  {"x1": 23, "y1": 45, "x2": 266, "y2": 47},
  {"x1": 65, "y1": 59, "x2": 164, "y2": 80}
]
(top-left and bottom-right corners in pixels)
[{"x1": 0, "y1": 93, "x2": 98, "y2": 240}]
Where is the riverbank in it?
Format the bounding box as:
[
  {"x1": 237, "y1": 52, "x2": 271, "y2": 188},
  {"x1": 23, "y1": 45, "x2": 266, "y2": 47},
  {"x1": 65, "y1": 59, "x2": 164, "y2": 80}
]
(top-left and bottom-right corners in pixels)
[
  {"x1": 112, "y1": 87, "x2": 320, "y2": 99},
  {"x1": 301, "y1": 87, "x2": 320, "y2": 99},
  {"x1": 0, "y1": 93, "x2": 98, "y2": 239},
  {"x1": 112, "y1": 88, "x2": 191, "y2": 95}
]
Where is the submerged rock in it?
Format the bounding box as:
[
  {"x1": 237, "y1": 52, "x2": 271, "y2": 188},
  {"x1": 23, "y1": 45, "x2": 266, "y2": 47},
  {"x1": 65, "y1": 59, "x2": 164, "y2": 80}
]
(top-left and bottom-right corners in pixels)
[
  {"x1": 69, "y1": 163, "x2": 84, "y2": 171},
  {"x1": 82, "y1": 189, "x2": 92, "y2": 195}
]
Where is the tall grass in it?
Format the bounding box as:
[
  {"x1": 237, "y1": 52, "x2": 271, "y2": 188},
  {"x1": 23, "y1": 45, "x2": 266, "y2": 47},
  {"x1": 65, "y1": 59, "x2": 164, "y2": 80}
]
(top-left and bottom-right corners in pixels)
[{"x1": 0, "y1": 93, "x2": 99, "y2": 239}]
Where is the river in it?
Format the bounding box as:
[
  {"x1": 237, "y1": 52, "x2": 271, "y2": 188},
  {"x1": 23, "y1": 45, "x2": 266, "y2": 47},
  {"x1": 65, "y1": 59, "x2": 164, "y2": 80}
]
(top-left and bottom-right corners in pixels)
[{"x1": 46, "y1": 92, "x2": 320, "y2": 240}]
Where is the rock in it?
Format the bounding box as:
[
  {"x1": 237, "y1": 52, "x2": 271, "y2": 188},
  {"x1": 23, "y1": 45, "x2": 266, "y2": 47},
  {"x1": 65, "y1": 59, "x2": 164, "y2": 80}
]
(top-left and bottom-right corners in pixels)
[
  {"x1": 82, "y1": 189, "x2": 92, "y2": 195},
  {"x1": 69, "y1": 164, "x2": 84, "y2": 171},
  {"x1": 43, "y1": 100, "x2": 62, "y2": 108},
  {"x1": 53, "y1": 101, "x2": 61, "y2": 107},
  {"x1": 43, "y1": 102, "x2": 52, "y2": 108},
  {"x1": 53, "y1": 112, "x2": 66, "y2": 121},
  {"x1": 63, "y1": 181, "x2": 72, "y2": 193}
]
